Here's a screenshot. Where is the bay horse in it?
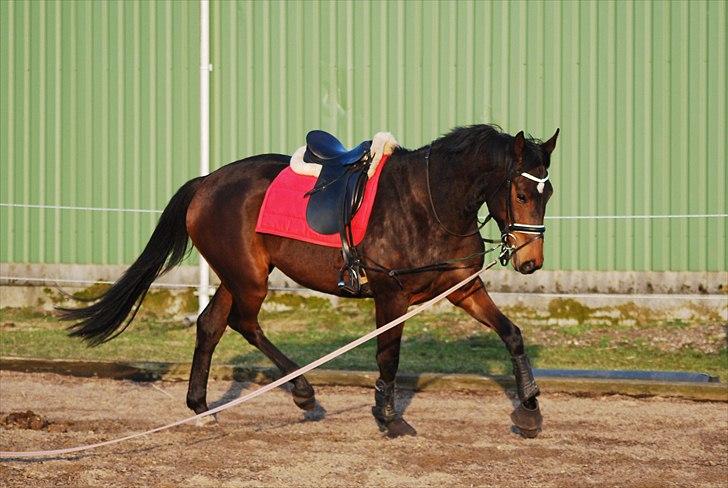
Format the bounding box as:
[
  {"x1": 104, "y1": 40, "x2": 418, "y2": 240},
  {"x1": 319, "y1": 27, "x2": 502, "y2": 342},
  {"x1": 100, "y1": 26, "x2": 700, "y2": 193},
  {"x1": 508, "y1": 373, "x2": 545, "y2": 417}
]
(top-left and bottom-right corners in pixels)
[{"x1": 62, "y1": 124, "x2": 559, "y2": 438}]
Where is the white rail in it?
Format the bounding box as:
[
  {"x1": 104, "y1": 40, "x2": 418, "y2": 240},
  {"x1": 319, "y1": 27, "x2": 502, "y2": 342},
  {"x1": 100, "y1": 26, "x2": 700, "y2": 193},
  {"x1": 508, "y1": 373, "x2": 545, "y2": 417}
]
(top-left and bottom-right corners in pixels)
[{"x1": 2, "y1": 203, "x2": 725, "y2": 221}]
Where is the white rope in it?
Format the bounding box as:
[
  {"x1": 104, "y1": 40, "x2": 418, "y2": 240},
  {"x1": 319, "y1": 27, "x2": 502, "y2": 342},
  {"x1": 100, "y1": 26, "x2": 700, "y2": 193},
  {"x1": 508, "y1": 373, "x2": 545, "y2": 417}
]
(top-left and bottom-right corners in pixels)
[
  {"x1": 542, "y1": 213, "x2": 728, "y2": 220},
  {"x1": 0, "y1": 203, "x2": 162, "y2": 214},
  {"x1": 2, "y1": 203, "x2": 726, "y2": 220},
  {"x1": 0, "y1": 261, "x2": 495, "y2": 459},
  {"x1": 0, "y1": 276, "x2": 194, "y2": 289}
]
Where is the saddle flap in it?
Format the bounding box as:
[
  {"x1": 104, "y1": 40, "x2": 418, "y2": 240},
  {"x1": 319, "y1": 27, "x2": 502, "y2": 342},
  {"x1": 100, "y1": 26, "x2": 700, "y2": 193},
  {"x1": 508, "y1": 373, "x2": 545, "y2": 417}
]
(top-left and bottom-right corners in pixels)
[{"x1": 306, "y1": 164, "x2": 369, "y2": 235}]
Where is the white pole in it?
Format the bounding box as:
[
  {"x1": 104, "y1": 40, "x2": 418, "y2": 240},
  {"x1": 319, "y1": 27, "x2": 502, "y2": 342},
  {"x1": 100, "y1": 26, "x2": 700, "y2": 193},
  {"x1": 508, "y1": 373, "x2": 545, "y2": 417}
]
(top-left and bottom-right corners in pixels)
[{"x1": 198, "y1": 0, "x2": 211, "y2": 315}]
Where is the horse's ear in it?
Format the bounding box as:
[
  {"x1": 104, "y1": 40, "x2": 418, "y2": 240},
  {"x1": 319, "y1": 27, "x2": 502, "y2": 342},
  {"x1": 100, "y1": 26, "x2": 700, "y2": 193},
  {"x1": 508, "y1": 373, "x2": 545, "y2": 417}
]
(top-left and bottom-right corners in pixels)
[
  {"x1": 542, "y1": 128, "x2": 560, "y2": 155},
  {"x1": 513, "y1": 131, "x2": 526, "y2": 160}
]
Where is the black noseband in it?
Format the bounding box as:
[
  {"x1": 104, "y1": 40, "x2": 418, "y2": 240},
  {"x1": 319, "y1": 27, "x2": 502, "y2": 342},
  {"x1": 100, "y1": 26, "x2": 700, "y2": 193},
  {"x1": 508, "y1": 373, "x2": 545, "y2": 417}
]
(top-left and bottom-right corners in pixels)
[{"x1": 506, "y1": 223, "x2": 546, "y2": 235}]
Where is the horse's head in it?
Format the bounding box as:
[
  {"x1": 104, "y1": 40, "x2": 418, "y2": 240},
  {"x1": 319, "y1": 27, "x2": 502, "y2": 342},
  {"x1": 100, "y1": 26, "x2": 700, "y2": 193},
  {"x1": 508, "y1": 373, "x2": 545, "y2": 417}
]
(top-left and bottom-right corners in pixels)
[{"x1": 489, "y1": 129, "x2": 559, "y2": 274}]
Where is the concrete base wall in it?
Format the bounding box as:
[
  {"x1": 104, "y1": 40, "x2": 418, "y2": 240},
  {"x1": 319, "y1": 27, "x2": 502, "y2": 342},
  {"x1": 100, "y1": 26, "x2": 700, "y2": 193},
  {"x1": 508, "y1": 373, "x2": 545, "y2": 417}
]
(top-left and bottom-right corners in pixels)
[
  {"x1": 2, "y1": 263, "x2": 726, "y2": 321},
  {"x1": 2, "y1": 262, "x2": 726, "y2": 294}
]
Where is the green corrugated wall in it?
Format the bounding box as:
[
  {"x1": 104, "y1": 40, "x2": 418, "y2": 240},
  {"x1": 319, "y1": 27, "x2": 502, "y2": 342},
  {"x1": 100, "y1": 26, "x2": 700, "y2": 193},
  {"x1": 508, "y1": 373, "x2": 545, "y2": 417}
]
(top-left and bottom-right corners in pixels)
[
  {"x1": 0, "y1": 0, "x2": 200, "y2": 265},
  {"x1": 1, "y1": 0, "x2": 726, "y2": 272}
]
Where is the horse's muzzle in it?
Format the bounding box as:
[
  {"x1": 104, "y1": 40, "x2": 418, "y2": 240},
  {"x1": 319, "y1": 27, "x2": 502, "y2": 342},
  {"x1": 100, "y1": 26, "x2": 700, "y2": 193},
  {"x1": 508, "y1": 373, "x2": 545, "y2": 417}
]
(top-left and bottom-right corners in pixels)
[{"x1": 517, "y1": 259, "x2": 541, "y2": 275}]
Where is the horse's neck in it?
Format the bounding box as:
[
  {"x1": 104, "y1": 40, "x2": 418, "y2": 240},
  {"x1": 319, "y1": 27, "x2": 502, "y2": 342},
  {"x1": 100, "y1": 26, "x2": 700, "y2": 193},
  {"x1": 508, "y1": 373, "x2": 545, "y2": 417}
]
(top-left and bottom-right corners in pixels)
[
  {"x1": 428, "y1": 148, "x2": 493, "y2": 233},
  {"x1": 387, "y1": 147, "x2": 491, "y2": 236}
]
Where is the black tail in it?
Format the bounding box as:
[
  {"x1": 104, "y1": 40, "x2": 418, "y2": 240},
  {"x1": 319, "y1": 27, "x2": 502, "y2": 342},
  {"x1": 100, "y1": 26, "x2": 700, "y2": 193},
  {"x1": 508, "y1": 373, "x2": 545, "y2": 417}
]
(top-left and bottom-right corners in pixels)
[{"x1": 61, "y1": 177, "x2": 203, "y2": 345}]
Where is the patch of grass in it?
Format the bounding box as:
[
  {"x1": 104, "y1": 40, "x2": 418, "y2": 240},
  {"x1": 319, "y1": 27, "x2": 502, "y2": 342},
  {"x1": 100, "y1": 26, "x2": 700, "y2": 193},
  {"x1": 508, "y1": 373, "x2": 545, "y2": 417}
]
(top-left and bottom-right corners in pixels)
[
  {"x1": 548, "y1": 298, "x2": 593, "y2": 322},
  {"x1": 71, "y1": 283, "x2": 111, "y2": 301},
  {"x1": 1, "y1": 296, "x2": 726, "y2": 380},
  {"x1": 1, "y1": 307, "x2": 48, "y2": 322},
  {"x1": 265, "y1": 292, "x2": 332, "y2": 311}
]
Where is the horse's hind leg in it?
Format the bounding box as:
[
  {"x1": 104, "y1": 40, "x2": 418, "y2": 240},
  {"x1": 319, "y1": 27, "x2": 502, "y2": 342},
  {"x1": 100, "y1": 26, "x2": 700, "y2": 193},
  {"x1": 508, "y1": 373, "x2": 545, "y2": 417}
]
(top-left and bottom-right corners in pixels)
[
  {"x1": 227, "y1": 286, "x2": 316, "y2": 411},
  {"x1": 186, "y1": 286, "x2": 233, "y2": 417}
]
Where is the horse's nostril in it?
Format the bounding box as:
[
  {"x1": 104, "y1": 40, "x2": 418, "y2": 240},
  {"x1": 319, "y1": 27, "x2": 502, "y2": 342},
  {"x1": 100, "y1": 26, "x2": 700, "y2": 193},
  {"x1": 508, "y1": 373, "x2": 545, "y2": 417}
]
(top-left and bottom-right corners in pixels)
[{"x1": 521, "y1": 260, "x2": 536, "y2": 274}]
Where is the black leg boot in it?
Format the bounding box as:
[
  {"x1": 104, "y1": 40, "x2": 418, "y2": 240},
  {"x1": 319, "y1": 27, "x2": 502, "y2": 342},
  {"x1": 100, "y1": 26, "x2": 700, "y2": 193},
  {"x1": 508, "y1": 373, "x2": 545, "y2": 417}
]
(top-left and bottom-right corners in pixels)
[
  {"x1": 510, "y1": 353, "x2": 543, "y2": 438},
  {"x1": 372, "y1": 379, "x2": 416, "y2": 438}
]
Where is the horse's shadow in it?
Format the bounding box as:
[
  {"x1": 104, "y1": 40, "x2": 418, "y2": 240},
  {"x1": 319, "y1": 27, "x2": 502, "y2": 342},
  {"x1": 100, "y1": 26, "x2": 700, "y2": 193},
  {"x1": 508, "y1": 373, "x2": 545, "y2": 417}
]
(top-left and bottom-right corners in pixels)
[
  {"x1": 211, "y1": 336, "x2": 540, "y2": 431},
  {"x1": 208, "y1": 376, "x2": 329, "y2": 423}
]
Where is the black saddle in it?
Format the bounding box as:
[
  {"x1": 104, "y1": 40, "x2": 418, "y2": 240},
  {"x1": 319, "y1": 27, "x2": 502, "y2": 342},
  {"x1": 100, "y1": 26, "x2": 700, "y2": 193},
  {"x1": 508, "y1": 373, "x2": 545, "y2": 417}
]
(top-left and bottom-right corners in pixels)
[{"x1": 304, "y1": 130, "x2": 372, "y2": 295}]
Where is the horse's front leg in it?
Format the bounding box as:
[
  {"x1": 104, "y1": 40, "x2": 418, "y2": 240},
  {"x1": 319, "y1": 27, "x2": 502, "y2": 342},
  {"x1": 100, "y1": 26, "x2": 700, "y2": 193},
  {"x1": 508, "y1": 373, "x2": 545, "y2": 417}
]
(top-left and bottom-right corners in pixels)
[
  {"x1": 448, "y1": 278, "x2": 543, "y2": 438},
  {"x1": 372, "y1": 294, "x2": 417, "y2": 438}
]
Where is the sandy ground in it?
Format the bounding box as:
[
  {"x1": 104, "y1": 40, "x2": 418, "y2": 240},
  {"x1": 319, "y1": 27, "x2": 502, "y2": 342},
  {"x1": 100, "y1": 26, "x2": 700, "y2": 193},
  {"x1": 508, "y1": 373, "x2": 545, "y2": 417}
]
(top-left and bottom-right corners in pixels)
[{"x1": 0, "y1": 371, "x2": 726, "y2": 488}]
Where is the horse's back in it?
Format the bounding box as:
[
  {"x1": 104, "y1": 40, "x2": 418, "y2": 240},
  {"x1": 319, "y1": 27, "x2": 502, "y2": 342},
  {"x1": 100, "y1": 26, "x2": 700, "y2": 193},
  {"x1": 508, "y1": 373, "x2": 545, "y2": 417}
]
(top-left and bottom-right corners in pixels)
[
  {"x1": 189, "y1": 154, "x2": 286, "y2": 214},
  {"x1": 201, "y1": 154, "x2": 288, "y2": 192}
]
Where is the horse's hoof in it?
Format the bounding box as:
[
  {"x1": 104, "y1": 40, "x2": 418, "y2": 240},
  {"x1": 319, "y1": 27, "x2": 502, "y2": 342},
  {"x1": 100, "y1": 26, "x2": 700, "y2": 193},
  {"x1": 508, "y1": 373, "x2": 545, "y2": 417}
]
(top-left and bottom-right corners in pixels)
[
  {"x1": 303, "y1": 402, "x2": 327, "y2": 421},
  {"x1": 293, "y1": 393, "x2": 317, "y2": 411},
  {"x1": 377, "y1": 417, "x2": 417, "y2": 438},
  {"x1": 194, "y1": 414, "x2": 218, "y2": 427},
  {"x1": 510, "y1": 399, "x2": 542, "y2": 439}
]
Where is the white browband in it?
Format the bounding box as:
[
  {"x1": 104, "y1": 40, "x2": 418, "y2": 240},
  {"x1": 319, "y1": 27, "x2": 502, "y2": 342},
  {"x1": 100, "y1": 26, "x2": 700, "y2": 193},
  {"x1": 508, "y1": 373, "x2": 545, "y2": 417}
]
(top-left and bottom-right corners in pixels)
[
  {"x1": 520, "y1": 171, "x2": 549, "y2": 193},
  {"x1": 508, "y1": 171, "x2": 549, "y2": 235}
]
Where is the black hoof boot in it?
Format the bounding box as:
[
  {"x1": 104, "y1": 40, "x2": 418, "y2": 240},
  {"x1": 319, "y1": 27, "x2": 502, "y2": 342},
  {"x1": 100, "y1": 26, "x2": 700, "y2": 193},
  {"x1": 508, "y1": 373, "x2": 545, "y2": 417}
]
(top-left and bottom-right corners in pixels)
[
  {"x1": 510, "y1": 353, "x2": 542, "y2": 438},
  {"x1": 511, "y1": 399, "x2": 543, "y2": 438},
  {"x1": 371, "y1": 379, "x2": 417, "y2": 438},
  {"x1": 292, "y1": 378, "x2": 316, "y2": 411}
]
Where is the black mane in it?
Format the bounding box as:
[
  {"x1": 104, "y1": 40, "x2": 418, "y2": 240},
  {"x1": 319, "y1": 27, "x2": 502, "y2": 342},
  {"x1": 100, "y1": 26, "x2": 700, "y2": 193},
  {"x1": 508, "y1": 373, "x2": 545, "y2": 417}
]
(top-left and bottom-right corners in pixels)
[
  {"x1": 435, "y1": 124, "x2": 511, "y2": 165},
  {"x1": 396, "y1": 124, "x2": 546, "y2": 171}
]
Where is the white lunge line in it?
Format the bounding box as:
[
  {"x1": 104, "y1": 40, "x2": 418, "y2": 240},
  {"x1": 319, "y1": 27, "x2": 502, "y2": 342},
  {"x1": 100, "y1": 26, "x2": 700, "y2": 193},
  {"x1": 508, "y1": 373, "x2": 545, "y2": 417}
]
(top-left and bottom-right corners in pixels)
[{"x1": 0, "y1": 261, "x2": 496, "y2": 459}]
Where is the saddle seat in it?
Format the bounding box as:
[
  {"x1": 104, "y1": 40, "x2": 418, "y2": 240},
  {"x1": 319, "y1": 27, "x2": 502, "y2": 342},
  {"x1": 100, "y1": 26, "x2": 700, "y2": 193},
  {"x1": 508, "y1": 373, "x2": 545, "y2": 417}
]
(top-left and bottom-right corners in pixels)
[{"x1": 305, "y1": 130, "x2": 372, "y2": 167}]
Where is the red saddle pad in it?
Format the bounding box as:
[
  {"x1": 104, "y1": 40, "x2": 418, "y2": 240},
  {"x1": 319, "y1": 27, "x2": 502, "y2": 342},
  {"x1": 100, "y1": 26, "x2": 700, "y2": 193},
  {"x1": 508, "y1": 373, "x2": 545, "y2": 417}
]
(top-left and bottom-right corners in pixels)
[{"x1": 255, "y1": 155, "x2": 390, "y2": 248}]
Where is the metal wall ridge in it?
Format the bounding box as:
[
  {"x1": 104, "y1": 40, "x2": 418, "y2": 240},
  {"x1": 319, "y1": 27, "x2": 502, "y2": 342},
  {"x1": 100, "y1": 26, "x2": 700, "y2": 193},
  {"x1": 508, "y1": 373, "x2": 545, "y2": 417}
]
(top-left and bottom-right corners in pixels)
[{"x1": 1, "y1": 0, "x2": 725, "y2": 272}]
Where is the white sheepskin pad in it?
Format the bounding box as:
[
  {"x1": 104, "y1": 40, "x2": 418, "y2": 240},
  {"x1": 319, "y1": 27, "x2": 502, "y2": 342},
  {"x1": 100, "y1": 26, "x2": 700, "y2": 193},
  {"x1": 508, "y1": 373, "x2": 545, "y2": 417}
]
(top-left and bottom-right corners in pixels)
[{"x1": 290, "y1": 131, "x2": 399, "y2": 178}]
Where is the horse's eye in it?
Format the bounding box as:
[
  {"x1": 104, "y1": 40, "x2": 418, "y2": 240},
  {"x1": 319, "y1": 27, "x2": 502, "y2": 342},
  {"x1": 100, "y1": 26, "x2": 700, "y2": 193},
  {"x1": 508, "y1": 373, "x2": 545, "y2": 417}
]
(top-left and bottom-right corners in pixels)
[{"x1": 517, "y1": 193, "x2": 527, "y2": 203}]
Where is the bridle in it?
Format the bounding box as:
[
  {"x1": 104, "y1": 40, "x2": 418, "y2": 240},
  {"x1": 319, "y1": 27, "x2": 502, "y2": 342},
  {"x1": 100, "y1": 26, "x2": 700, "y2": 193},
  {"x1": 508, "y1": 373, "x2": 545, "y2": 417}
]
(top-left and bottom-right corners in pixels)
[
  {"x1": 424, "y1": 144, "x2": 549, "y2": 267},
  {"x1": 497, "y1": 169, "x2": 548, "y2": 265}
]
